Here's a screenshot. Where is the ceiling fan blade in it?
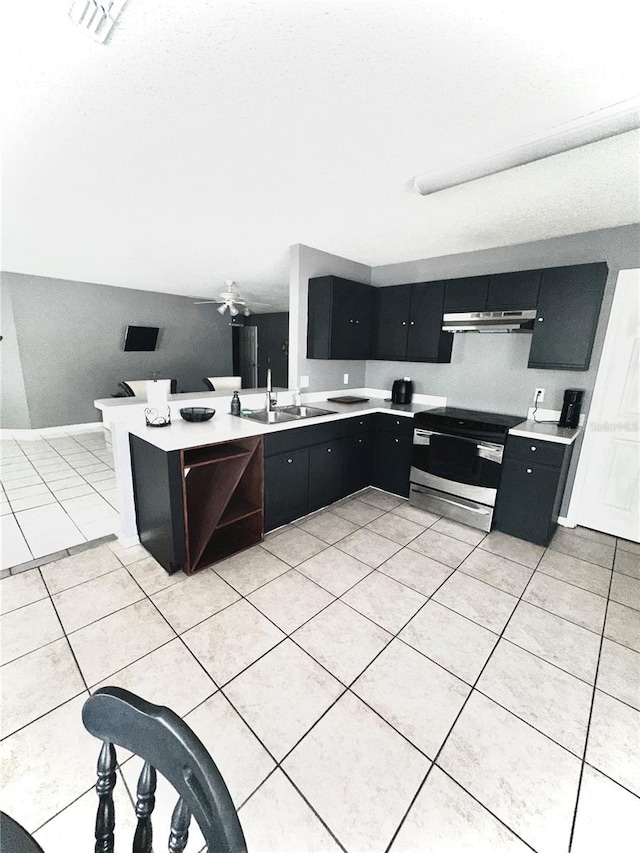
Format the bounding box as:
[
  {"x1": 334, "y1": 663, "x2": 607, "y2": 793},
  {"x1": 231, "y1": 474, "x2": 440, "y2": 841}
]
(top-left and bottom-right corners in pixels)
[{"x1": 194, "y1": 300, "x2": 224, "y2": 304}]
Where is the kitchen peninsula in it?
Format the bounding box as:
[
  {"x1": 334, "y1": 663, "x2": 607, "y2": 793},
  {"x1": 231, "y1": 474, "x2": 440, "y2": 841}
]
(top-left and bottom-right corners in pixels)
[
  {"x1": 96, "y1": 388, "x2": 581, "y2": 575},
  {"x1": 95, "y1": 388, "x2": 446, "y2": 573}
]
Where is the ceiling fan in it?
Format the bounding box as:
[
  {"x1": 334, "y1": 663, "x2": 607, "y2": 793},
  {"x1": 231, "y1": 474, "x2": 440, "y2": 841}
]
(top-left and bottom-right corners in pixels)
[{"x1": 194, "y1": 280, "x2": 270, "y2": 317}]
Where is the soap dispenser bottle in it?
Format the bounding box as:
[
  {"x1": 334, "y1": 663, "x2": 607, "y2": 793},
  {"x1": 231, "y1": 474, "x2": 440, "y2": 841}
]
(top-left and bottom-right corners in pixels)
[{"x1": 230, "y1": 390, "x2": 241, "y2": 416}]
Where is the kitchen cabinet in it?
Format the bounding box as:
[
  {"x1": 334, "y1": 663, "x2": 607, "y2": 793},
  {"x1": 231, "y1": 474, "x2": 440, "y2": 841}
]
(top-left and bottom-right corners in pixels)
[
  {"x1": 373, "y1": 284, "x2": 412, "y2": 360},
  {"x1": 263, "y1": 413, "x2": 412, "y2": 530},
  {"x1": 307, "y1": 275, "x2": 375, "y2": 359},
  {"x1": 527, "y1": 263, "x2": 608, "y2": 370},
  {"x1": 264, "y1": 448, "x2": 309, "y2": 532},
  {"x1": 130, "y1": 434, "x2": 264, "y2": 574},
  {"x1": 487, "y1": 269, "x2": 541, "y2": 310},
  {"x1": 373, "y1": 281, "x2": 453, "y2": 363},
  {"x1": 343, "y1": 415, "x2": 375, "y2": 496},
  {"x1": 308, "y1": 439, "x2": 347, "y2": 512},
  {"x1": 373, "y1": 414, "x2": 414, "y2": 498},
  {"x1": 494, "y1": 435, "x2": 573, "y2": 546},
  {"x1": 443, "y1": 276, "x2": 489, "y2": 313}
]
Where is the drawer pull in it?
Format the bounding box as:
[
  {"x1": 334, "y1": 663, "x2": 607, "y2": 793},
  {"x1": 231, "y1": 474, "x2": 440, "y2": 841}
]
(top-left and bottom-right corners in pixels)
[
  {"x1": 287, "y1": 458, "x2": 293, "y2": 464},
  {"x1": 530, "y1": 445, "x2": 536, "y2": 451},
  {"x1": 327, "y1": 448, "x2": 332, "y2": 452},
  {"x1": 395, "y1": 438, "x2": 399, "y2": 443},
  {"x1": 538, "y1": 317, "x2": 544, "y2": 322},
  {"x1": 358, "y1": 439, "x2": 362, "y2": 443},
  {"x1": 526, "y1": 468, "x2": 532, "y2": 473}
]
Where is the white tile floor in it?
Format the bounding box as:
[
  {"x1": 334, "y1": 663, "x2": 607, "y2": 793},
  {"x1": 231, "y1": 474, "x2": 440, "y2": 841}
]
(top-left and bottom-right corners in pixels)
[
  {"x1": 0, "y1": 429, "x2": 118, "y2": 573},
  {"x1": 1, "y1": 488, "x2": 639, "y2": 852}
]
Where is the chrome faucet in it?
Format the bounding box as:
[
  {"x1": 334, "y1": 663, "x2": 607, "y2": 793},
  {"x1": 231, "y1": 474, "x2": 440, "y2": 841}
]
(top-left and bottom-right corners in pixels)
[{"x1": 265, "y1": 368, "x2": 277, "y2": 411}]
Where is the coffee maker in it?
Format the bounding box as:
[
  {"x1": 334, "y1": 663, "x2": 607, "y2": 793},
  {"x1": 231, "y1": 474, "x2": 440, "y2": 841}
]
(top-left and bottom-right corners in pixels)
[
  {"x1": 559, "y1": 389, "x2": 583, "y2": 429},
  {"x1": 391, "y1": 377, "x2": 414, "y2": 405}
]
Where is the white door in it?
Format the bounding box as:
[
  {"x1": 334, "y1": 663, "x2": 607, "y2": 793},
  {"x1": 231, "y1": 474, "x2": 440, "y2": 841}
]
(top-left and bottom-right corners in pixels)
[{"x1": 570, "y1": 268, "x2": 640, "y2": 541}]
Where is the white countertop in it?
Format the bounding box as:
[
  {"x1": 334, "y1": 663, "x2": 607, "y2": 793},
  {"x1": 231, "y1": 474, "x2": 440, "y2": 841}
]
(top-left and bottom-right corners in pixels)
[
  {"x1": 122, "y1": 396, "x2": 439, "y2": 452},
  {"x1": 509, "y1": 419, "x2": 582, "y2": 445}
]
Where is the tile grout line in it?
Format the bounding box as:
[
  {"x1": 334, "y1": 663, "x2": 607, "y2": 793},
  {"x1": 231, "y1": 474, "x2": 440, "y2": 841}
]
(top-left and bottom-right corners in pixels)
[
  {"x1": 567, "y1": 538, "x2": 618, "y2": 851},
  {"x1": 382, "y1": 549, "x2": 548, "y2": 853}
]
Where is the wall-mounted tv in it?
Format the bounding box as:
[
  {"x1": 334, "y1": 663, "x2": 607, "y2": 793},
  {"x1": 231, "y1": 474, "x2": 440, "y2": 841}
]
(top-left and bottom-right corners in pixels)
[{"x1": 123, "y1": 325, "x2": 160, "y2": 352}]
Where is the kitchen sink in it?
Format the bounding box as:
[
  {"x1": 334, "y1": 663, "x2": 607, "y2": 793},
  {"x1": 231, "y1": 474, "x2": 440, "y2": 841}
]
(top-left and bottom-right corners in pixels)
[
  {"x1": 240, "y1": 410, "x2": 299, "y2": 424},
  {"x1": 275, "y1": 405, "x2": 338, "y2": 418},
  {"x1": 238, "y1": 405, "x2": 337, "y2": 424}
]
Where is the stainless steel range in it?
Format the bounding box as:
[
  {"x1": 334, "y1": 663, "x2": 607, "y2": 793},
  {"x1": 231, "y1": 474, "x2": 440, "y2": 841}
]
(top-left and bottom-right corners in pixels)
[{"x1": 410, "y1": 406, "x2": 525, "y2": 531}]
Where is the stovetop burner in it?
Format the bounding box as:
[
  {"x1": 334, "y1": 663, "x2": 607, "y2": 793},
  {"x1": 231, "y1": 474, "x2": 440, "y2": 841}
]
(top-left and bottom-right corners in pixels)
[{"x1": 414, "y1": 406, "x2": 525, "y2": 443}]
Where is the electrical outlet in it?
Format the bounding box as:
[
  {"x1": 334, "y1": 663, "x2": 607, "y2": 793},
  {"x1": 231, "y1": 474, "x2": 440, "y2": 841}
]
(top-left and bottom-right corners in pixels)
[
  {"x1": 534, "y1": 387, "x2": 545, "y2": 404},
  {"x1": 300, "y1": 376, "x2": 309, "y2": 388},
  {"x1": 343, "y1": 373, "x2": 349, "y2": 384}
]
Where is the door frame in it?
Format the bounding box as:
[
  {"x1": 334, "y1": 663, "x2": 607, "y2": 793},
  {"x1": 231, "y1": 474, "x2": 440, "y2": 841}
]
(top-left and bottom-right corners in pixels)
[{"x1": 565, "y1": 268, "x2": 638, "y2": 533}]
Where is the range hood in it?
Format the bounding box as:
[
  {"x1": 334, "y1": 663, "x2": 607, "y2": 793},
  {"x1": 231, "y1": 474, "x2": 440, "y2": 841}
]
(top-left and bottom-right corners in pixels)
[{"x1": 442, "y1": 310, "x2": 537, "y2": 333}]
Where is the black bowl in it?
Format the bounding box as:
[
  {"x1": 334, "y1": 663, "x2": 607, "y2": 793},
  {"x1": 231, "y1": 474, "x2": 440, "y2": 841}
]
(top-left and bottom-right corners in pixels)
[{"x1": 180, "y1": 407, "x2": 215, "y2": 422}]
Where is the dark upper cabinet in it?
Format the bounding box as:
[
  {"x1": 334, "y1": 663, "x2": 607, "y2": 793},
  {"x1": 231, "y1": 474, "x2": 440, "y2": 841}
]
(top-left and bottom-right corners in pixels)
[
  {"x1": 527, "y1": 263, "x2": 608, "y2": 371},
  {"x1": 406, "y1": 281, "x2": 453, "y2": 362},
  {"x1": 307, "y1": 275, "x2": 374, "y2": 359},
  {"x1": 373, "y1": 284, "x2": 411, "y2": 360},
  {"x1": 487, "y1": 269, "x2": 542, "y2": 310},
  {"x1": 443, "y1": 276, "x2": 489, "y2": 312},
  {"x1": 373, "y1": 282, "x2": 453, "y2": 363}
]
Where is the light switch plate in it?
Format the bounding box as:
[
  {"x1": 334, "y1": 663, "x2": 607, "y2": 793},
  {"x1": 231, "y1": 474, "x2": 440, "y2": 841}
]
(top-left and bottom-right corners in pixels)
[{"x1": 343, "y1": 373, "x2": 349, "y2": 384}]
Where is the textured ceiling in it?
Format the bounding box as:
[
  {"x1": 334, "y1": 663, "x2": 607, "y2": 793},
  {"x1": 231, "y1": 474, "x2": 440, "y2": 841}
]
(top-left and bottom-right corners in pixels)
[{"x1": 2, "y1": 1, "x2": 639, "y2": 311}]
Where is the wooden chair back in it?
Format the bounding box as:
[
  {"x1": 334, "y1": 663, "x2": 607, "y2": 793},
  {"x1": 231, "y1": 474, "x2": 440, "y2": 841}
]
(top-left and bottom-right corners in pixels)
[{"x1": 82, "y1": 687, "x2": 247, "y2": 853}]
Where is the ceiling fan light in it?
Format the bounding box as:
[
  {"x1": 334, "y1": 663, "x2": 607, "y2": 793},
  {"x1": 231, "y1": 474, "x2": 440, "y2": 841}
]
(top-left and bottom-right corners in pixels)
[
  {"x1": 229, "y1": 304, "x2": 239, "y2": 317},
  {"x1": 243, "y1": 307, "x2": 251, "y2": 317},
  {"x1": 217, "y1": 303, "x2": 227, "y2": 315}
]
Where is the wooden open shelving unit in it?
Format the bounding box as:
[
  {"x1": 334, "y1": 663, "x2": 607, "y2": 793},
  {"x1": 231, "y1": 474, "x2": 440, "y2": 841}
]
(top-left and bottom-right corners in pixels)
[
  {"x1": 130, "y1": 433, "x2": 264, "y2": 576},
  {"x1": 181, "y1": 437, "x2": 263, "y2": 574}
]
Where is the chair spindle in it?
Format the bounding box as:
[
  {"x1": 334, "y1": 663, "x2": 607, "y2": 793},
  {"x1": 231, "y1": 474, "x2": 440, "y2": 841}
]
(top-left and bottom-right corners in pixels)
[
  {"x1": 94, "y1": 740, "x2": 117, "y2": 853},
  {"x1": 168, "y1": 797, "x2": 191, "y2": 853},
  {"x1": 133, "y1": 761, "x2": 157, "y2": 853}
]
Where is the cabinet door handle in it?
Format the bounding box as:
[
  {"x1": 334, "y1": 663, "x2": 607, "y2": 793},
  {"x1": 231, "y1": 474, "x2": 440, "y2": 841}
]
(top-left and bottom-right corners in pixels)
[
  {"x1": 526, "y1": 468, "x2": 532, "y2": 473},
  {"x1": 349, "y1": 318, "x2": 354, "y2": 323},
  {"x1": 358, "y1": 438, "x2": 362, "y2": 443},
  {"x1": 395, "y1": 438, "x2": 399, "y2": 443},
  {"x1": 537, "y1": 317, "x2": 544, "y2": 322},
  {"x1": 402, "y1": 321, "x2": 407, "y2": 326},
  {"x1": 410, "y1": 321, "x2": 415, "y2": 326},
  {"x1": 531, "y1": 445, "x2": 536, "y2": 451},
  {"x1": 355, "y1": 319, "x2": 359, "y2": 324},
  {"x1": 327, "y1": 448, "x2": 332, "y2": 453},
  {"x1": 287, "y1": 458, "x2": 293, "y2": 463}
]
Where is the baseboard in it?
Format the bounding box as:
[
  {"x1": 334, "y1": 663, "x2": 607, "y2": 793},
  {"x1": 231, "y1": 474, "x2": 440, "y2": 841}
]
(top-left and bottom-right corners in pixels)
[
  {"x1": 557, "y1": 517, "x2": 576, "y2": 528},
  {"x1": 117, "y1": 533, "x2": 141, "y2": 548},
  {"x1": 0, "y1": 422, "x2": 107, "y2": 439}
]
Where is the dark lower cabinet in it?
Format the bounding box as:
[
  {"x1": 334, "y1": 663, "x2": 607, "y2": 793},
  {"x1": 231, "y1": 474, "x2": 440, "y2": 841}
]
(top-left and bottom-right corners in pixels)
[
  {"x1": 494, "y1": 436, "x2": 573, "y2": 546},
  {"x1": 308, "y1": 439, "x2": 346, "y2": 513},
  {"x1": 343, "y1": 431, "x2": 374, "y2": 495},
  {"x1": 373, "y1": 414, "x2": 414, "y2": 498},
  {"x1": 263, "y1": 413, "x2": 413, "y2": 530},
  {"x1": 264, "y1": 448, "x2": 309, "y2": 532}
]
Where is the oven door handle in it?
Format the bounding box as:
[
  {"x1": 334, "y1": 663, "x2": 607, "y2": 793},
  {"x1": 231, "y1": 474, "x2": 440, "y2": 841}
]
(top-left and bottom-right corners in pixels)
[
  {"x1": 413, "y1": 429, "x2": 504, "y2": 462},
  {"x1": 410, "y1": 486, "x2": 492, "y2": 516}
]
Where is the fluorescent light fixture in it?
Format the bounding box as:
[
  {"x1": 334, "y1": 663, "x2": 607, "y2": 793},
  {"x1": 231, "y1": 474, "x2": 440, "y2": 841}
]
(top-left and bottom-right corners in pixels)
[{"x1": 413, "y1": 98, "x2": 640, "y2": 195}]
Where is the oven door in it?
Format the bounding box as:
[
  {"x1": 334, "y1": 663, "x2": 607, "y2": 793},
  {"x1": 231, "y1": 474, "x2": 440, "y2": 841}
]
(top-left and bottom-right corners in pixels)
[{"x1": 411, "y1": 428, "x2": 504, "y2": 507}]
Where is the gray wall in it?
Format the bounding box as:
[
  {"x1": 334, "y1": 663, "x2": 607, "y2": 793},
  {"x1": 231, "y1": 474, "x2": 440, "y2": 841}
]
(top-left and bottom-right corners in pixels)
[
  {"x1": 0, "y1": 277, "x2": 31, "y2": 429},
  {"x1": 366, "y1": 224, "x2": 640, "y2": 416},
  {"x1": 2, "y1": 272, "x2": 233, "y2": 429},
  {"x1": 289, "y1": 244, "x2": 371, "y2": 391}
]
